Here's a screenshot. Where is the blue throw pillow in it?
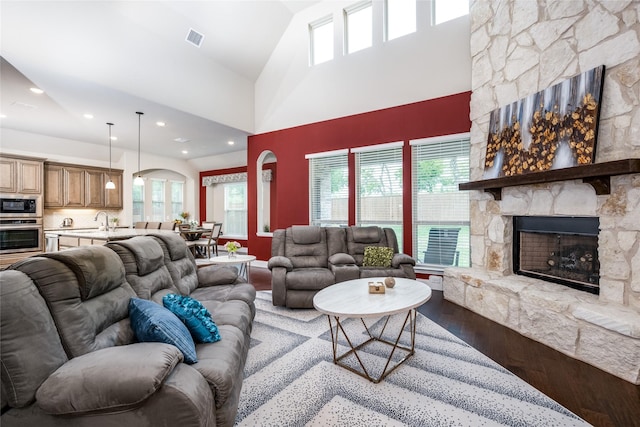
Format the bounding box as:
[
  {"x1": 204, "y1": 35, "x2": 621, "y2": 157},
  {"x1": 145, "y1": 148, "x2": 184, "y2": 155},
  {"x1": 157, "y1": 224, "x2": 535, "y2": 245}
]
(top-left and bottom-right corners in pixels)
[
  {"x1": 129, "y1": 298, "x2": 198, "y2": 364},
  {"x1": 163, "y1": 294, "x2": 221, "y2": 344}
]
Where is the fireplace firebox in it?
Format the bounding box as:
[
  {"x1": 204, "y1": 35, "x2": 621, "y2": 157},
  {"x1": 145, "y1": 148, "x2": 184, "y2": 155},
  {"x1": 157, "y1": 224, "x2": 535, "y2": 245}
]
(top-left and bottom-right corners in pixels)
[{"x1": 513, "y1": 216, "x2": 600, "y2": 294}]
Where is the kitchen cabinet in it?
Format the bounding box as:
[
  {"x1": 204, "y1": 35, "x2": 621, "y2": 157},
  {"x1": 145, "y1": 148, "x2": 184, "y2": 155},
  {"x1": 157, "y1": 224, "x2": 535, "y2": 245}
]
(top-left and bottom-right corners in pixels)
[
  {"x1": 104, "y1": 172, "x2": 122, "y2": 208},
  {"x1": 0, "y1": 155, "x2": 44, "y2": 194},
  {"x1": 64, "y1": 166, "x2": 86, "y2": 207},
  {"x1": 44, "y1": 164, "x2": 64, "y2": 207},
  {"x1": 44, "y1": 162, "x2": 123, "y2": 209}
]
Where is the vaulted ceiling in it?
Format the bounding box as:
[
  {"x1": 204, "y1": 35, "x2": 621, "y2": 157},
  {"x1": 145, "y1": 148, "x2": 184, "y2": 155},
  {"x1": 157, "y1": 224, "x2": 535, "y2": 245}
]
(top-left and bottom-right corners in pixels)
[{"x1": 1, "y1": 1, "x2": 318, "y2": 160}]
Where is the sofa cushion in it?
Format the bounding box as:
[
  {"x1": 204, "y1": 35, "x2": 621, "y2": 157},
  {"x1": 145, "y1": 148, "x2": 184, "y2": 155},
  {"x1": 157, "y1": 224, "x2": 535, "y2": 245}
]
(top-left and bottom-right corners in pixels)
[
  {"x1": 352, "y1": 226, "x2": 382, "y2": 243},
  {"x1": 110, "y1": 237, "x2": 165, "y2": 276},
  {"x1": 36, "y1": 343, "x2": 182, "y2": 415},
  {"x1": 362, "y1": 246, "x2": 394, "y2": 268},
  {"x1": 0, "y1": 270, "x2": 68, "y2": 408},
  {"x1": 129, "y1": 298, "x2": 198, "y2": 364},
  {"x1": 291, "y1": 225, "x2": 322, "y2": 244},
  {"x1": 286, "y1": 268, "x2": 335, "y2": 291},
  {"x1": 163, "y1": 294, "x2": 221, "y2": 343}
]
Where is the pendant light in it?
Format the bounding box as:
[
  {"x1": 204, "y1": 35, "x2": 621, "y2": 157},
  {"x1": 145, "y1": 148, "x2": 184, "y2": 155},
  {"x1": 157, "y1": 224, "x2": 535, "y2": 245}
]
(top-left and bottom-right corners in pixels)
[
  {"x1": 133, "y1": 111, "x2": 145, "y2": 186},
  {"x1": 105, "y1": 122, "x2": 116, "y2": 189}
]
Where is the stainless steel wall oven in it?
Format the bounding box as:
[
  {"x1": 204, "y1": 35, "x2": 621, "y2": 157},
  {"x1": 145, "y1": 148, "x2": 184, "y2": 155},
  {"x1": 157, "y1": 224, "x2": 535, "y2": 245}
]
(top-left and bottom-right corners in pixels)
[{"x1": 0, "y1": 195, "x2": 43, "y2": 254}]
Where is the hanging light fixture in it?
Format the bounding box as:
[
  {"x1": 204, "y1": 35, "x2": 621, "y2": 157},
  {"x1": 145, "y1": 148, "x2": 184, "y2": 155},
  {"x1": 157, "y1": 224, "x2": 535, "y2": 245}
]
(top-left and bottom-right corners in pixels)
[
  {"x1": 105, "y1": 122, "x2": 116, "y2": 189},
  {"x1": 133, "y1": 111, "x2": 145, "y2": 186}
]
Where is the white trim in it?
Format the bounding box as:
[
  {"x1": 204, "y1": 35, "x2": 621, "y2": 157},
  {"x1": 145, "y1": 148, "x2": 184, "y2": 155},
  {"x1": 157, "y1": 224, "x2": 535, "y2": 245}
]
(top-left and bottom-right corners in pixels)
[
  {"x1": 350, "y1": 140, "x2": 404, "y2": 153},
  {"x1": 305, "y1": 149, "x2": 349, "y2": 160},
  {"x1": 409, "y1": 132, "x2": 470, "y2": 146}
]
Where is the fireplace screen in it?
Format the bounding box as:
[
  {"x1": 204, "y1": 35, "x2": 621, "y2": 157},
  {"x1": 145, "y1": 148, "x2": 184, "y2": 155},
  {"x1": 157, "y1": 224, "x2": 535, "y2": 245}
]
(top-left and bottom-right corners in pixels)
[{"x1": 513, "y1": 216, "x2": 599, "y2": 294}]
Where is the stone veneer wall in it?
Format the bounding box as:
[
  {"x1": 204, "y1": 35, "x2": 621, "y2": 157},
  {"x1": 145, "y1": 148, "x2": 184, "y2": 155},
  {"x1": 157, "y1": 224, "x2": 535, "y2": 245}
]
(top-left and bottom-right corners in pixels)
[{"x1": 443, "y1": 0, "x2": 640, "y2": 384}]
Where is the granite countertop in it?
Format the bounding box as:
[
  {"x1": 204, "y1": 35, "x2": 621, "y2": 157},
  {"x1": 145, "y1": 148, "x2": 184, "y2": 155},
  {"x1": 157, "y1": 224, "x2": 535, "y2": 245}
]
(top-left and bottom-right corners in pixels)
[{"x1": 48, "y1": 228, "x2": 179, "y2": 241}]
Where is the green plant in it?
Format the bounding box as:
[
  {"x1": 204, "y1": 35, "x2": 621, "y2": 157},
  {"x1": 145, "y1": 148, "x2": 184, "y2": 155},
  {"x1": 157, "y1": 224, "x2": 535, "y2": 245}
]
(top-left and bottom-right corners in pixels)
[{"x1": 263, "y1": 224, "x2": 270, "y2": 232}]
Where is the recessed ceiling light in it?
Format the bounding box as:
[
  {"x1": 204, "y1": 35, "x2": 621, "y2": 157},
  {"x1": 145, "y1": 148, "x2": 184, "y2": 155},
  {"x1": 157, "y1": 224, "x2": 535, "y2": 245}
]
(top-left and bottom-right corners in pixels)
[
  {"x1": 110, "y1": 136, "x2": 117, "y2": 141},
  {"x1": 174, "y1": 137, "x2": 190, "y2": 143},
  {"x1": 156, "y1": 121, "x2": 166, "y2": 127},
  {"x1": 83, "y1": 113, "x2": 94, "y2": 119},
  {"x1": 228, "y1": 140, "x2": 235, "y2": 145},
  {"x1": 0, "y1": 114, "x2": 6, "y2": 118},
  {"x1": 181, "y1": 150, "x2": 188, "y2": 154},
  {"x1": 29, "y1": 87, "x2": 44, "y2": 94}
]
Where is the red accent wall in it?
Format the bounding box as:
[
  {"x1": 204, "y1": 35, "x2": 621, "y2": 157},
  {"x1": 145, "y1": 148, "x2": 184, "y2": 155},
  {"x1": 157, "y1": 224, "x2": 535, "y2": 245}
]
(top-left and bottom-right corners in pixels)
[{"x1": 246, "y1": 92, "x2": 471, "y2": 261}]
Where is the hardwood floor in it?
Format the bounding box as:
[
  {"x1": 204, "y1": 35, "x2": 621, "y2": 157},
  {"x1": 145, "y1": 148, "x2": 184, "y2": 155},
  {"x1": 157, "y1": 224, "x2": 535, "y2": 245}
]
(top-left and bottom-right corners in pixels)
[{"x1": 249, "y1": 268, "x2": 640, "y2": 427}]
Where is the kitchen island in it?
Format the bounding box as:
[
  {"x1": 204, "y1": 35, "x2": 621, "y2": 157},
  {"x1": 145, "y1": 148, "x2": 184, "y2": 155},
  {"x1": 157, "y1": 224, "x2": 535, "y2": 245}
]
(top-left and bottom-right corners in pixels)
[{"x1": 46, "y1": 228, "x2": 180, "y2": 251}]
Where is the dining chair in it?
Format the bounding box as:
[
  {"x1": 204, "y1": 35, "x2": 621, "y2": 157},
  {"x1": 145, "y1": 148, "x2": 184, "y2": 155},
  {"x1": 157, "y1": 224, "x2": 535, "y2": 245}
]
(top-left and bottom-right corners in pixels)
[
  {"x1": 159, "y1": 222, "x2": 176, "y2": 230},
  {"x1": 134, "y1": 222, "x2": 148, "y2": 229},
  {"x1": 194, "y1": 223, "x2": 222, "y2": 259},
  {"x1": 146, "y1": 222, "x2": 161, "y2": 230}
]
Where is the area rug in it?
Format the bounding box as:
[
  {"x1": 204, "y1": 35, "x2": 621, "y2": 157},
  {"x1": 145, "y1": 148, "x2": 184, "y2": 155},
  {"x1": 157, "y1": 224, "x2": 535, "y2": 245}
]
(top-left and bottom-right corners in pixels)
[{"x1": 235, "y1": 291, "x2": 591, "y2": 426}]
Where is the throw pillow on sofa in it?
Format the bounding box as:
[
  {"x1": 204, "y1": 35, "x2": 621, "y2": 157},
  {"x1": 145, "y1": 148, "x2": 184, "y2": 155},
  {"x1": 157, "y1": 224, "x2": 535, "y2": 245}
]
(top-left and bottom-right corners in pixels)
[
  {"x1": 129, "y1": 297, "x2": 198, "y2": 364},
  {"x1": 163, "y1": 294, "x2": 221, "y2": 343},
  {"x1": 362, "y1": 246, "x2": 394, "y2": 268}
]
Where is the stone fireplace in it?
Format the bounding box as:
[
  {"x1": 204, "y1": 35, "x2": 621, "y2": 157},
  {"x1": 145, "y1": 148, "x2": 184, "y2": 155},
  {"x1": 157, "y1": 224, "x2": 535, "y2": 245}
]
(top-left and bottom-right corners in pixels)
[{"x1": 443, "y1": 1, "x2": 640, "y2": 384}]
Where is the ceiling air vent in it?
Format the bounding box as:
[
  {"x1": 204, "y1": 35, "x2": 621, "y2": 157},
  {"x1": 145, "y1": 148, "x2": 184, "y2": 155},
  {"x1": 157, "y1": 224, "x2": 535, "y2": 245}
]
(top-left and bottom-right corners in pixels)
[{"x1": 185, "y1": 28, "x2": 204, "y2": 48}]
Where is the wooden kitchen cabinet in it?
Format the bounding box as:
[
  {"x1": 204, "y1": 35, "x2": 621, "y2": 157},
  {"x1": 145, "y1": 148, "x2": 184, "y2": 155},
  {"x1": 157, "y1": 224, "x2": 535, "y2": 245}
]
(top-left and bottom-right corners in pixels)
[
  {"x1": 63, "y1": 167, "x2": 86, "y2": 207},
  {"x1": 45, "y1": 162, "x2": 123, "y2": 209},
  {"x1": 85, "y1": 169, "x2": 105, "y2": 208},
  {"x1": 104, "y1": 172, "x2": 122, "y2": 208},
  {"x1": 44, "y1": 164, "x2": 64, "y2": 207},
  {"x1": 0, "y1": 155, "x2": 44, "y2": 194}
]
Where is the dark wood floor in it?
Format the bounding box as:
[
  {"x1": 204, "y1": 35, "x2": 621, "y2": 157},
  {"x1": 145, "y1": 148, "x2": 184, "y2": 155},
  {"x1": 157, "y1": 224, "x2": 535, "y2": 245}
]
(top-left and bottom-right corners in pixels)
[{"x1": 249, "y1": 267, "x2": 640, "y2": 427}]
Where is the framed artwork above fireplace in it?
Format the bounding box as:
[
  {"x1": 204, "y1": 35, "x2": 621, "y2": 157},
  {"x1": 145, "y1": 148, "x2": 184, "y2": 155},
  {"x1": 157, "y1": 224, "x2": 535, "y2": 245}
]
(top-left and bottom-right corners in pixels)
[{"x1": 483, "y1": 65, "x2": 605, "y2": 179}]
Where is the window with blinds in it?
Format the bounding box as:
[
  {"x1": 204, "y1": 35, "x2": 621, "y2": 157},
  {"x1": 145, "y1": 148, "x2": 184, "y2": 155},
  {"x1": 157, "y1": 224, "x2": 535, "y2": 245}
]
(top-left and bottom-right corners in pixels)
[
  {"x1": 308, "y1": 150, "x2": 349, "y2": 227},
  {"x1": 354, "y1": 142, "x2": 404, "y2": 249},
  {"x1": 411, "y1": 133, "x2": 470, "y2": 269},
  {"x1": 151, "y1": 179, "x2": 165, "y2": 221}
]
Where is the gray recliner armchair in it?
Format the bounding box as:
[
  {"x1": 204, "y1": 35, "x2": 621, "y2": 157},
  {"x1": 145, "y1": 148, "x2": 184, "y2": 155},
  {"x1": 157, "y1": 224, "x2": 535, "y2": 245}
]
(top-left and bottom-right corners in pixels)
[{"x1": 269, "y1": 225, "x2": 415, "y2": 308}]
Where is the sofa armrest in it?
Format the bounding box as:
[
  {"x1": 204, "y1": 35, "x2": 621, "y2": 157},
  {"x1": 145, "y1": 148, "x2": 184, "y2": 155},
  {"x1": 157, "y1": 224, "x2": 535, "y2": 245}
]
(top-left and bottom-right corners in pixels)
[
  {"x1": 391, "y1": 253, "x2": 416, "y2": 268},
  {"x1": 328, "y1": 252, "x2": 356, "y2": 265},
  {"x1": 268, "y1": 256, "x2": 293, "y2": 271},
  {"x1": 36, "y1": 343, "x2": 182, "y2": 415},
  {"x1": 197, "y1": 265, "x2": 241, "y2": 287}
]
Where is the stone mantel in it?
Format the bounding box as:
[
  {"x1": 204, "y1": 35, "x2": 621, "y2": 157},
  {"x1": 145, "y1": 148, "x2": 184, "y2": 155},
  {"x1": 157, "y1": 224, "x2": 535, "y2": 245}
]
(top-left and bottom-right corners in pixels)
[{"x1": 459, "y1": 159, "x2": 640, "y2": 200}]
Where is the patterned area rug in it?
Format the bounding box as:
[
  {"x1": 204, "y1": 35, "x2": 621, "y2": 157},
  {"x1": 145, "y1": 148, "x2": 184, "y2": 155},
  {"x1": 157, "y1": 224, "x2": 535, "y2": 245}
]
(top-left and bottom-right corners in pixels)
[{"x1": 235, "y1": 291, "x2": 591, "y2": 426}]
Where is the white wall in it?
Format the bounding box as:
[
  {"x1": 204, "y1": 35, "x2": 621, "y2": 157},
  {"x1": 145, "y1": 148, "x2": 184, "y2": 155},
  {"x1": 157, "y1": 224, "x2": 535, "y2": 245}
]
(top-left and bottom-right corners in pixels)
[{"x1": 255, "y1": 0, "x2": 471, "y2": 134}]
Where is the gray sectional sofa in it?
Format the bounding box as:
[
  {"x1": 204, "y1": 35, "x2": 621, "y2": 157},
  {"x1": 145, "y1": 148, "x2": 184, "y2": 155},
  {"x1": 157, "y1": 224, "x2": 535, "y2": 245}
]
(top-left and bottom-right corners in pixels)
[
  {"x1": 0, "y1": 232, "x2": 255, "y2": 427},
  {"x1": 269, "y1": 225, "x2": 416, "y2": 308}
]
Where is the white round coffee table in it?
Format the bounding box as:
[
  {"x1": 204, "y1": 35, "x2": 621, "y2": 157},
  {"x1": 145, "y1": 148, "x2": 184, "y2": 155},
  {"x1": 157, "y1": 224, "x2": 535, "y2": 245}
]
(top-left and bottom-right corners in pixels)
[
  {"x1": 206, "y1": 254, "x2": 256, "y2": 281},
  {"x1": 313, "y1": 277, "x2": 431, "y2": 383}
]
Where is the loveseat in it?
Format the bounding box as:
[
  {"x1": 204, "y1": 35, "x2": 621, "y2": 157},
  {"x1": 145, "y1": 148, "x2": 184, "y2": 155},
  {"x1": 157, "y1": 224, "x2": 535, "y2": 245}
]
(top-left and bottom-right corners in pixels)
[
  {"x1": 269, "y1": 225, "x2": 415, "y2": 308},
  {"x1": 0, "y1": 232, "x2": 255, "y2": 427}
]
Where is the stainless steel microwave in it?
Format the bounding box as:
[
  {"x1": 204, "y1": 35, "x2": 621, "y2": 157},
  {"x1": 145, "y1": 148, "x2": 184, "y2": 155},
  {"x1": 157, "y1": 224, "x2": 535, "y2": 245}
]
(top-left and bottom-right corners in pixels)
[{"x1": 0, "y1": 195, "x2": 42, "y2": 218}]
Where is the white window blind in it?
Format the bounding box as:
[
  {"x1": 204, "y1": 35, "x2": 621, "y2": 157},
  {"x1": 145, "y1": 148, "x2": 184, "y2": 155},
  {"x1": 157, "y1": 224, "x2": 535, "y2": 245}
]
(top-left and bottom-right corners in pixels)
[
  {"x1": 355, "y1": 144, "x2": 403, "y2": 249},
  {"x1": 308, "y1": 151, "x2": 349, "y2": 227},
  {"x1": 132, "y1": 183, "x2": 144, "y2": 223},
  {"x1": 411, "y1": 134, "x2": 470, "y2": 269},
  {"x1": 224, "y1": 182, "x2": 247, "y2": 237},
  {"x1": 151, "y1": 179, "x2": 165, "y2": 221},
  {"x1": 171, "y1": 181, "x2": 184, "y2": 220}
]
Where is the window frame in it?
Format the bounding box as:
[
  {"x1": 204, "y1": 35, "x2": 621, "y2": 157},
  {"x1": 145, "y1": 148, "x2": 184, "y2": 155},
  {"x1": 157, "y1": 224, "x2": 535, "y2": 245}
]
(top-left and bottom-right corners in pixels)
[
  {"x1": 384, "y1": 0, "x2": 417, "y2": 42},
  {"x1": 432, "y1": 0, "x2": 469, "y2": 25},
  {"x1": 410, "y1": 133, "x2": 470, "y2": 270},
  {"x1": 223, "y1": 182, "x2": 248, "y2": 238},
  {"x1": 309, "y1": 15, "x2": 334, "y2": 66},
  {"x1": 352, "y1": 141, "x2": 404, "y2": 250},
  {"x1": 343, "y1": 1, "x2": 373, "y2": 55},
  {"x1": 307, "y1": 149, "x2": 349, "y2": 227}
]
